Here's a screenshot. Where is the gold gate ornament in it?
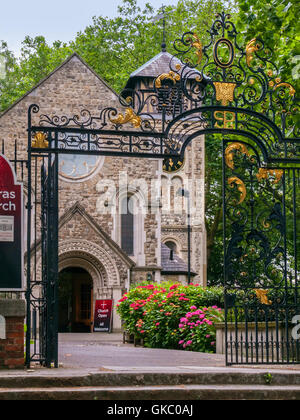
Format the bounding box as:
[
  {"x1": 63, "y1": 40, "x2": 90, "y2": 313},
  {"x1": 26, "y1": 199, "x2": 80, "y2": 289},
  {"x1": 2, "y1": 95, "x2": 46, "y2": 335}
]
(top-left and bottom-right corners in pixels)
[
  {"x1": 110, "y1": 108, "x2": 142, "y2": 128},
  {"x1": 214, "y1": 82, "x2": 236, "y2": 106},
  {"x1": 256, "y1": 168, "x2": 284, "y2": 184},
  {"x1": 32, "y1": 132, "x2": 49, "y2": 149},
  {"x1": 255, "y1": 289, "x2": 272, "y2": 306},
  {"x1": 225, "y1": 143, "x2": 250, "y2": 169},
  {"x1": 228, "y1": 176, "x2": 247, "y2": 205},
  {"x1": 214, "y1": 110, "x2": 236, "y2": 129}
]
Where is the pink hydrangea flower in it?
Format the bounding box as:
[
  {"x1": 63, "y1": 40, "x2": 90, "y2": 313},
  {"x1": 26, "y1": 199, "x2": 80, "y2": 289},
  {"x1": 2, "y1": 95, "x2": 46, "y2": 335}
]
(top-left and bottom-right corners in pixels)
[{"x1": 180, "y1": 317, "x2": 188, "y2": 323}]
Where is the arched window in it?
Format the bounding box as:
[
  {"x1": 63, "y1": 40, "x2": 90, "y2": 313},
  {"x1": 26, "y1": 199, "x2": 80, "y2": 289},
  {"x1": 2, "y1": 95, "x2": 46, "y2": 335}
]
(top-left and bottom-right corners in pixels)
[
  {"x1": 161, "y1": 176, "x2": 184, "y2": 216},
  {"x1": 121, "y1": 196, "x2": 134, "y2": 256},
  {"x1": 112, "y1": 189, "x2": 145, "y2": 265}
]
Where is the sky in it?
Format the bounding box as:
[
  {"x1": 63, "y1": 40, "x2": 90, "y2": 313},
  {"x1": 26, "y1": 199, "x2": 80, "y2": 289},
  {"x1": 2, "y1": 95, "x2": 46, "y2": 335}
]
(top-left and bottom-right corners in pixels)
[{"x1": 0, "y1": 0, "x2": 178, "y2": 57}]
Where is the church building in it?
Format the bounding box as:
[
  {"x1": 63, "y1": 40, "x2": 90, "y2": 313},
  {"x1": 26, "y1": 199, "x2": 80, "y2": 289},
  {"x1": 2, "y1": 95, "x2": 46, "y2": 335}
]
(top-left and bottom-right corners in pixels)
[{"x1": 0, "y1": 48, "x2": 206, "y2": 332}]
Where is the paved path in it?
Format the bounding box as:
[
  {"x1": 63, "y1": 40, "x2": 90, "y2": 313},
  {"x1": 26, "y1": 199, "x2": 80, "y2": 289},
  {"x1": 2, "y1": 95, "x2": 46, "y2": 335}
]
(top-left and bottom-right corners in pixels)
[
  {"x1": 1, "y1": 333, "x2": 300, "y2": 377},
  {"x1": 58, "y1": 333, "x2": 226, "y2": 370},
  {"x1": 56, "y1": 333, "x2": 300, "y2": 372}
]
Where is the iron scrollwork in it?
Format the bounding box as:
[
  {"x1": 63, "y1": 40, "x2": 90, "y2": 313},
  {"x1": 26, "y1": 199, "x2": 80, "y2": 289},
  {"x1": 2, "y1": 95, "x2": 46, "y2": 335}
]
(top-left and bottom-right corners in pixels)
[{"x1": 29, "y1": 12, "x2": 299, "y2": 166}]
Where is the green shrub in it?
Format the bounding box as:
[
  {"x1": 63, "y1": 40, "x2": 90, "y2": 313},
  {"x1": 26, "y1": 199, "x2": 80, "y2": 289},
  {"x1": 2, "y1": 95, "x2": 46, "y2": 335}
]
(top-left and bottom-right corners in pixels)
[{"x1": 117, "y1": 282, "x2": 224, "y2": 351}]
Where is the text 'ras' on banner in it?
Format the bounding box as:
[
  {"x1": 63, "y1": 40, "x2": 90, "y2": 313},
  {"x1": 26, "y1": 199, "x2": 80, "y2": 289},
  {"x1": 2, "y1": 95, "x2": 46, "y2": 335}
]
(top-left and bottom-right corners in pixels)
[
  {"x1": 0, "y1": 154, "x2": 23, "y2": 291},
  {"x1": 94, "y1": 300, "x2": 113, "y2": 332}
]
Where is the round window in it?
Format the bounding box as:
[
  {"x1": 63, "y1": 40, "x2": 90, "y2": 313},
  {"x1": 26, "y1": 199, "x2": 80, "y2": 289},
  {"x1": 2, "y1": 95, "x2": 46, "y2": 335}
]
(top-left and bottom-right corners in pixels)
[{"x1": 59, "y1": 155, "x2": 104, "y2": 182}]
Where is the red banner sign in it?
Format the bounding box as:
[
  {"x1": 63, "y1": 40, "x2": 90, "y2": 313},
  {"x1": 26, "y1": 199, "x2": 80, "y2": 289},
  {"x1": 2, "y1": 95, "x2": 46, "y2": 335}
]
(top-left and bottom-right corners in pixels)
[
  {"x1": 0, "y1": 155, "x2": 23, "y2": 291},
  {"x1": 93, "y1": 300, "x2": 113, "y2": 332}
]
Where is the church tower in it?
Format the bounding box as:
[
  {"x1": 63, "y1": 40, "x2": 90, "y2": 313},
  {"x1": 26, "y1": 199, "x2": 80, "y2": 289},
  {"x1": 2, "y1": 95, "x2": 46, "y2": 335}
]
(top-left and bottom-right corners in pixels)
[{"x1": 123, "y1": 45, "x2": 207, "y2": 286}]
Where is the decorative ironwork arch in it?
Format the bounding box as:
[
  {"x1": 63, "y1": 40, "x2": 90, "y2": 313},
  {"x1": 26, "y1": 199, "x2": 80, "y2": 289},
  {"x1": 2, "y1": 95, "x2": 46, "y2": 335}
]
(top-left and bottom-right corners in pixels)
[
  {"x1": 166, "y1": 106, "x2": 290, "y2": 167},
  {"x1": 26, "y1": 11, "x2": 299, "y2": 367}
]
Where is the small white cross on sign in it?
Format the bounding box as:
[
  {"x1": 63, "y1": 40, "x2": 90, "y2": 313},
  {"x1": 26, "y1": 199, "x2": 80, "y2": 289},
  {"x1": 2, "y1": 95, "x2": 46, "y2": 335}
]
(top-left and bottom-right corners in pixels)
[{"x1": 0, "y1": 315, "x2": 6, "y2": 339}]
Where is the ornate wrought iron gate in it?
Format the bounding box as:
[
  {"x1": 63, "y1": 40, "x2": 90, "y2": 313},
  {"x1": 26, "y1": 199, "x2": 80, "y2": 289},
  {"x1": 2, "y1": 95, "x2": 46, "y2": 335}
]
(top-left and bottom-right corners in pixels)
[
  {"x1": 26, "y1": 151, "x2": 59, "y2": 367},
  {"x1": 223, "y1": 140, "x2": 300, "y2": 364},
  {"x1": 25, "y1": 12, "x2": 299, "y2": 367}
]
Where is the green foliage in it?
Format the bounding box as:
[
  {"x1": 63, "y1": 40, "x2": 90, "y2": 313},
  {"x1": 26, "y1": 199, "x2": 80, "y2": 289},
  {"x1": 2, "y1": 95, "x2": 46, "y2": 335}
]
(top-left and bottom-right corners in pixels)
[
  {"x1": 118, "y1": 284, "x2": 299, "y2": 353},
  {"x1": 236, "y1": 0, "x2": 300, "y2": 91},
  {"x1": 71, "y1": 0, "x2": 232, "y2": 92},
  {"x1": 205, "y1": 134, "x2": 224, "y2": 285},
  {"x1": 0, "y1": 38, "x2": 72, "y2": 111},
  {"x1": 264, "y1": 373, "x2": 273, "y2": 385}
]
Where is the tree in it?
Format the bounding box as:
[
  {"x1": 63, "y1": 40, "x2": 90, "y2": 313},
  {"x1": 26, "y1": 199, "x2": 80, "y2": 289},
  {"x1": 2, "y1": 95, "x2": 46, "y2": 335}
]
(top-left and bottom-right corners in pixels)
[
  {"x1": 236, "y1": 0, "x2": 300, "y2": 91},
  {"x1": 73, "y1": 0, "x2": 234, "y2": 92},
  {"x1": 0, "y1": 0, "x2": 234, "y2": 111},
  {"x1": 0, "y1": 37, "x2": 72, "y2": 111}
]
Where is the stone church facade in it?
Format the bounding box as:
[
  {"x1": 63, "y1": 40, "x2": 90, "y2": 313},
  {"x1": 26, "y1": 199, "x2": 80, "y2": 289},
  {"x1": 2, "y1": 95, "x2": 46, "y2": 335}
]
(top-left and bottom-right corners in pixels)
[{"x1": 0, "y1": 52, "x2": 206, "y2": 331}]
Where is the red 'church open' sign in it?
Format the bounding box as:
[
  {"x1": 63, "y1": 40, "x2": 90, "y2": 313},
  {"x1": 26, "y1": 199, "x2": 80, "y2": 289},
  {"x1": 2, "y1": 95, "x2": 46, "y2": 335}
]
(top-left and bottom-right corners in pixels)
[
  {"x1": 0, "y1": 154, "x2": 23, "y2": 291},
  {"x1": 93, "y1": 300, "x2": 113, "y2": 332}
]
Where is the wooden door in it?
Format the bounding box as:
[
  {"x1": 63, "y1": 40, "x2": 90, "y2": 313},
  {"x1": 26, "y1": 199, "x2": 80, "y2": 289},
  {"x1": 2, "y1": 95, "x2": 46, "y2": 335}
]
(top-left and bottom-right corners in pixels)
[{"x1": 73, "y1": 276, "x2": 93, "y2": 333}]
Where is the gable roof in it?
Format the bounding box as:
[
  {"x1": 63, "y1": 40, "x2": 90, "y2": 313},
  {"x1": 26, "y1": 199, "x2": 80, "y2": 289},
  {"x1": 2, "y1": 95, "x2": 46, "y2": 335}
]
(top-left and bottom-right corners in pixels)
[
  {"x1": 27, "y1": 202, "x2": 136, "y2": 269},
  {"x1": 59, "y1": 202, "x2": 136, "y2": 268},
  {"x1": 129, "y1": 51, "x2": 177, "y2": 79},
  {"x1": 0, "y1": 53, "x2": 120, "y2": 120},
  {"x1": 161, "y1": 243, "x2": 197, "y2": 276},
  {"x1": 124, "y1": 51, "x2": 205, "y2": 91}
]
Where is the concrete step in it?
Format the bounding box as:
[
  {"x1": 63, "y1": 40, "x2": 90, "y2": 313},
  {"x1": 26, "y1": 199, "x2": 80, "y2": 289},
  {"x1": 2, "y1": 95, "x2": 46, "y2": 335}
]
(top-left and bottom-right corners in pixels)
[
  {"x1": 0, "y1": 384, "x2": 300, "y2": 400},
  {"x1": 1, "y1": 370, "x2": 300, "y2": 389}
]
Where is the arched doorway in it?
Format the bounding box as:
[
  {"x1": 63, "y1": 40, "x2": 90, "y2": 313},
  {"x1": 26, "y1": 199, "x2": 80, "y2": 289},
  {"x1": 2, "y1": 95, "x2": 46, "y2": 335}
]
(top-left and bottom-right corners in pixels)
[{"x1": 58, "y1": 267, "x2": 93, "y2": 333}]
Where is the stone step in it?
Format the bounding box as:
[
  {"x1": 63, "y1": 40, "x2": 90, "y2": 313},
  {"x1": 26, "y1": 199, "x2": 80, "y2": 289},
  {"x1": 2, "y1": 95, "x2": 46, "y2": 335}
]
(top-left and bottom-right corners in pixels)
[
  {"x1": 1, "y1": 370, "x2": 300, "y2": 389},
  {"x1": 0, "y1": 384, "x2": 300, "y2": 400}
]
